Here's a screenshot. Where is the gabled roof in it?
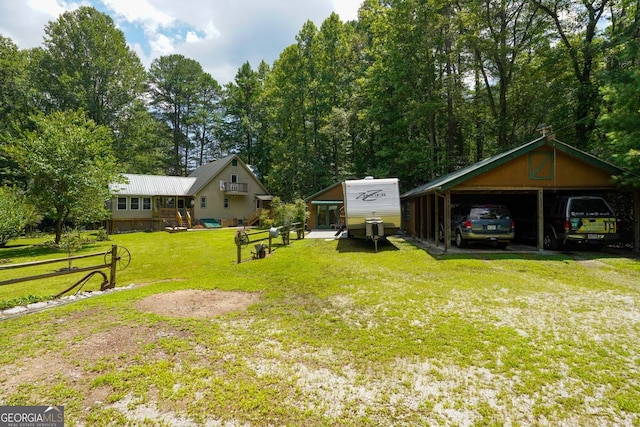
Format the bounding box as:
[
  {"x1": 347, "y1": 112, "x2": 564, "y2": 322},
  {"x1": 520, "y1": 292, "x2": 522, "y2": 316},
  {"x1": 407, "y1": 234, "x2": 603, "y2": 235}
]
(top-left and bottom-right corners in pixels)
[
  {"x1": 110, "y1": 155, "x2": 270, "y2": 197},
  {"x1": 401, "y1": 137, "x2": 626, "y2": 199},
  {"x1": 187, "y1": 154, "x2": 269, "y2": 195},
  {"x1": 187, "y1": 155, "x2": 236, "y2": 194},
  {"x1": 305, "y1": 181, "x2": 343, "y2": 201},
  {"x1": 111, "y1": 174, "x2": 196, "y2": 196}
]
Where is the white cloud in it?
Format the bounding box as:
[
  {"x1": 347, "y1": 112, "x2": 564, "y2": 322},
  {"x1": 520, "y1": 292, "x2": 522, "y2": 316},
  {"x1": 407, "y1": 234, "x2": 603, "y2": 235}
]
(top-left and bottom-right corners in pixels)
[
  {"x1": 331, "y1": 0, "x2": 362, "y2": 21},
  {"x1": 201, "y1": 20, "x2": 221, "y2": 40},
  {"x1": 149, "y1": 32, "x2": 174, "y2": 56},
  {"x1": 101, "y1": 0, "x2": 175, "y2": 31},
  {"x1": 0, "y1": 0, "x2": 363, "y2": 84},
  {"x1": 26, "y1": 0, "x2": 68, "y2": 18},
  {"x1": 0, "y1": 0, "x2": 83, "y2": 47},
  {"x1": 185, "y1": 31, "x2": 200, "y2": 43}
]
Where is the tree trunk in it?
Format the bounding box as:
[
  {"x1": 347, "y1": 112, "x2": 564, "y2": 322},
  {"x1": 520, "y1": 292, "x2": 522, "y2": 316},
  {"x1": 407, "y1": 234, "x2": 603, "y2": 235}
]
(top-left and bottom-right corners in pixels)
[{"x1": 54, "y1": 217, "x2": 64, "y2": 245}]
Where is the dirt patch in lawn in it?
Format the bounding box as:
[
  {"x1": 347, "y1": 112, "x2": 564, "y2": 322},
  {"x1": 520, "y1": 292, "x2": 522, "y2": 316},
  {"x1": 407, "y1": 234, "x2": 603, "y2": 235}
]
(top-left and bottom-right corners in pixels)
[
  {"x1": 135, "y1": 289, "x2": 262, "y2": 318},
  {"x1": 0, "y1": 290, "x2": 262, "y2": 415}
]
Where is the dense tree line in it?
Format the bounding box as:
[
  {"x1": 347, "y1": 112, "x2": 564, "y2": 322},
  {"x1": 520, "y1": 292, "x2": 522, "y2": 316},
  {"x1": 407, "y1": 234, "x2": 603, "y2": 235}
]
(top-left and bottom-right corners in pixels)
[{"x1": 1, "y1": 2, "x2": 639, "y2": 206}]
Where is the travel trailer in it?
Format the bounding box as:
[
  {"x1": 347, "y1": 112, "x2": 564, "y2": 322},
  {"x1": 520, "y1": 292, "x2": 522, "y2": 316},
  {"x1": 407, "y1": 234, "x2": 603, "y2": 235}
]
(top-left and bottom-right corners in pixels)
[{"x1": 342, "y1": 177, "x2": 401, "y2": 249}]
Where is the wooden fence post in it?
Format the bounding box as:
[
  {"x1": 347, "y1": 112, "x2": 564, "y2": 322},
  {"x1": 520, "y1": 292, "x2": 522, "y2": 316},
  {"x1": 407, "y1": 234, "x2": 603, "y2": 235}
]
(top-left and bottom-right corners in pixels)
[{"x1": 109, "y1": 245, "x2": 117, "y2": 288}]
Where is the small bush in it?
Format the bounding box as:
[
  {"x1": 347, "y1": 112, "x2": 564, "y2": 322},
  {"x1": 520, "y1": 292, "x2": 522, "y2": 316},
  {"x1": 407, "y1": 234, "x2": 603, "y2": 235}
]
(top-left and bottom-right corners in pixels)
[
  {"x1": 259, "y1": 210, "x2": 273, "y2": 229},
  {"x1": 0, "y1": 294, "x2": 51, "y2": 310},
  {"x1": 0, "y1": 187, "x2": 40, "y2": 247},
  {"x1": 95, "y1": 227, "x2": 110, "y2": 241}
]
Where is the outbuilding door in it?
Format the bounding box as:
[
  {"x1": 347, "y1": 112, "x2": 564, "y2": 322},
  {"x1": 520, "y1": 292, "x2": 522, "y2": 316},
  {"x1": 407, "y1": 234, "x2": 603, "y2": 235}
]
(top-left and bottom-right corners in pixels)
[{"x1": 315, "y1": 203, "x2": 341, "y2": 229}]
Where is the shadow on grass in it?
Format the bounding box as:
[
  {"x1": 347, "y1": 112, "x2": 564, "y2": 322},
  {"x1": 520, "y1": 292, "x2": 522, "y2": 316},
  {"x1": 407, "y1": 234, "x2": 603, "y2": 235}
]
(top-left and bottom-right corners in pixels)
[
  {"x1": 0, "y1": 241, "x2": 110, "y2": 264},
  {"x1": 336, "y1": 237, "x2": 399, "y2": 253},
  {"x1": 403, "y1": 236, "x2": 640, "y2": 262},
  {"x1": 435, "y1": 248, "x2": 640, "y2": 262},
  {"x1": 0, "y1": 244, "x2": 58, "y2": 260},
  {"x1": 438, "y1": 252, "x2": 570, "y2": 262}
]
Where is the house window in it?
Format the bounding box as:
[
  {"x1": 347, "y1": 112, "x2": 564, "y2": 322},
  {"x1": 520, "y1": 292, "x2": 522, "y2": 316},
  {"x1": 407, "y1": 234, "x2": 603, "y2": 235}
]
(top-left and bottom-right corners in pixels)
[
  {"x1": 166, "y1": 197, "x2": 175, "y2": 208},
  {"x1": 117, "y1": 197, "x2": 127, "y2": 210},
  {"x1": 200, "y1": 196, "x2": 207, "y2": 208},
  {"x1": 224, "y1": 198, "x2": 229, "y2": 209},
  {"x1": 231, "y1": 174, "x2": 238, "y2": 183},
  {"x1": 256, "y1": 199, "x2": 260, "y2": 210},
  {"x1": 143, "y1": 197, "x2": 151, "y2": 210},
  {"x1": 130, "y1": 197, "x2": 140, "y2": 210},
  {"x1": 232, "y1": 159, "x2": 238, "y2": 167}
]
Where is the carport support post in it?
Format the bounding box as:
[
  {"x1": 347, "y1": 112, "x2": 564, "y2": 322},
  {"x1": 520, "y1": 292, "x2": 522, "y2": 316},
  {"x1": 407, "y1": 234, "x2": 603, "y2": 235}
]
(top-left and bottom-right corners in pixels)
[
  {"x1": 444, "y1": 192, "x2": 451, "y2": 253},
  {"x1": 426, "y1": 196, "x2": 432, "y2": 241},
  {"x1": 537, "y1": 189, "x2": 544, "y2": 251},
  {"x1": 434, "y1": 193, "x2": 440, "y2": 248},
  {"x1": 634, "y1": 190, "x2": 640, "y2": 254},
  {"x1": 420, "y1": 196, "x2": 429, "y2": 240}
]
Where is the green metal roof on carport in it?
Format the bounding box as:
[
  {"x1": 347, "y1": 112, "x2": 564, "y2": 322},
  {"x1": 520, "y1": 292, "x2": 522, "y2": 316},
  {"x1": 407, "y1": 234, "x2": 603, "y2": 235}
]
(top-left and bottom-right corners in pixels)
[
  {"x1": 400, "y1": 134, "x2": 639, "y2": 253},
  {"x1": 400, "y1": 136, "x2": 626, "y2": 199}
]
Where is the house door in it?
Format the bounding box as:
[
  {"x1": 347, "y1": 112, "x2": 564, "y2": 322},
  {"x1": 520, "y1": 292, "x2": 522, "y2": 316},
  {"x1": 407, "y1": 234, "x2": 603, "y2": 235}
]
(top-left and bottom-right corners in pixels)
[{"x1": 316, "y1": 204, "x2": 340, "y2": 229}]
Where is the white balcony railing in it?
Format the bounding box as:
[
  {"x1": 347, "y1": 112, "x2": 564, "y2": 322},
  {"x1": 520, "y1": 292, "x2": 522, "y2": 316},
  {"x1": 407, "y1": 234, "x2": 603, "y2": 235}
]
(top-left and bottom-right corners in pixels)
[{"x1": 221, "y1": 182, "x2": 248, "y2": 193}]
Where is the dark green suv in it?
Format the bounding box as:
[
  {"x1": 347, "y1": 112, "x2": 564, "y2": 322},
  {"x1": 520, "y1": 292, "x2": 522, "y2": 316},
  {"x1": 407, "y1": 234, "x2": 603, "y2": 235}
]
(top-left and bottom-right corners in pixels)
[{"x1": 450, "y1": 204, "x2": 515, "y2": 249}]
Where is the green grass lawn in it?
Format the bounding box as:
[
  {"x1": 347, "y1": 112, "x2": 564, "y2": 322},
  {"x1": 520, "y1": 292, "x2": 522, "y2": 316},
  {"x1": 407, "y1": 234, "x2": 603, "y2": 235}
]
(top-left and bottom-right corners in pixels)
[{"x1": 1, "y1": 229, "x2": 639, "y2": 426}]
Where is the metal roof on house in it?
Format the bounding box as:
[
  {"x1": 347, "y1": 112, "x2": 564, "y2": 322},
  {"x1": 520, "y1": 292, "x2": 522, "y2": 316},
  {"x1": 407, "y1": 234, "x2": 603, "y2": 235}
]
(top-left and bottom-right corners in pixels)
[
  {"x1": 110, "y1": 155, "x2": 270, "y2": 197},
  {"x1": 111, "y1": 174, "x2": 197, "y2": 196},
  {"x1": 401, "y1": 136, "x2": 626, "y2": 199}
]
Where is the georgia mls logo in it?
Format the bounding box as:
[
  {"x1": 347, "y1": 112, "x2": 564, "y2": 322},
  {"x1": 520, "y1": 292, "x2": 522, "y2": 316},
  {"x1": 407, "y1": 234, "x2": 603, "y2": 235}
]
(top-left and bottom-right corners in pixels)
[
  {"x1": 356, "y1": 190, "x2": 386, "y2": 201},
  {"x1": 0, "y1": 405, "x2": 64, "y2": 427}
]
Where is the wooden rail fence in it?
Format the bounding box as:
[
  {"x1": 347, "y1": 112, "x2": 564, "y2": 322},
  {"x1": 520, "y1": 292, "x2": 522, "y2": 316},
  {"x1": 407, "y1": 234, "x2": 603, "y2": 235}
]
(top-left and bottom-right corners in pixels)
[
  {"x1": 234, "y1": 223, "x2": 305, "y2": 263},
  {"x1": 0, "y1": 245, "x2": 128, "y2": 297}
]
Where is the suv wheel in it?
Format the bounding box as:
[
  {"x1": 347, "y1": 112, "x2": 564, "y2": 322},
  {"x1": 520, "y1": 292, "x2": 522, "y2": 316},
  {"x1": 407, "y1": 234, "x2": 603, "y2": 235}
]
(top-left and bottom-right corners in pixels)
[
  {"x1": 543, "y1": 230, "x2": 558, "y2": 250},
  {"x1": 455, "y1": 230, "x2": 466, "y2": 248}
]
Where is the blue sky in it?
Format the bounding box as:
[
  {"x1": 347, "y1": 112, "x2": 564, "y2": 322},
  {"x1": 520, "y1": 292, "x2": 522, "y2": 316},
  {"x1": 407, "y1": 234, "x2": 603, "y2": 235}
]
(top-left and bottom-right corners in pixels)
[{"x1": 0, "y1": 0, "x2": 362, "y2": 84}]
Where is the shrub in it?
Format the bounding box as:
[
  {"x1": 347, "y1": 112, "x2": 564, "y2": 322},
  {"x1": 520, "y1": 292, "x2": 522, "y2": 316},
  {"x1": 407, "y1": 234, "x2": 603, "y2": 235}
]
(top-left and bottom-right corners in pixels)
[
  {"x1": 0, "y1": 187, "x2": 39, "y2": 247},
  {"x1": 95, "y1": 227, "x2": 110, "y2": 241},
  {"x1": 271, "y1": 197, "x2": 309, "y2": 227},
  {"x1": 259, "y1": 210, "x2": 273, "y2": 229}
]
